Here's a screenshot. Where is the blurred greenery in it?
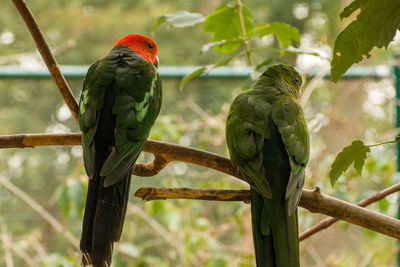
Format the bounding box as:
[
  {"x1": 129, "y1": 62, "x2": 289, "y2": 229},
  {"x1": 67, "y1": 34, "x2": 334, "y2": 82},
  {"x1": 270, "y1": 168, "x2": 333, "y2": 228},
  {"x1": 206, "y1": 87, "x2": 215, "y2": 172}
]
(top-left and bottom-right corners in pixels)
[{"x1": 0, "y1": 0, "x2": 399, "y2": 266}]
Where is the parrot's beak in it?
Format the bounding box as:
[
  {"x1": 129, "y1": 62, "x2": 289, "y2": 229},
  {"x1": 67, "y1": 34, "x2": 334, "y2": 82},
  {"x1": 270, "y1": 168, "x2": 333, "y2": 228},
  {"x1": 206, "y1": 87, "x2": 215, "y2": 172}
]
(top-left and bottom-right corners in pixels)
[{"x1": 154, "y1": 56, "x2": 160, "y2": 68}]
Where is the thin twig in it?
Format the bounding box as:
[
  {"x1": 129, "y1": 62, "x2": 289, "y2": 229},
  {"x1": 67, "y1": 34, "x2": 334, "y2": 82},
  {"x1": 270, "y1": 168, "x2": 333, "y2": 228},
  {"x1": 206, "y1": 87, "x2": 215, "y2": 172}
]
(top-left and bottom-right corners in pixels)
[
  {"x1": 27, "y1": 237, "x2": 47, "y2": 263},
  {"x1": 11, "y1": 0, "x2": 79, "y2": 122},
  {"x1": 0, "y1": 175, "x2": 79, "y2": 249},
  {"x1": 0, "y1": 224, "x2": 14, "y2": 267},
  {"x1": 300, "y1": 66, "x2": 330, "y2": 107},
  {"x1": 134, "y1": 187, "x2": 400, "y2": 240},
  {"x1": 0, "y1": 39, "x2": 76, "y2": 65},
  {"x1": 128, "y1": 205, "x2": 193, "y2": 265},
  {"x1": 299, "y1": 182, "x2": 400, "y2": 241},
  {"x1": 9, "y1": 243, "x2": 39, "y2": 267},
  {"x1": 236, "y1": 0, "x2": 253, "y2": 65}
]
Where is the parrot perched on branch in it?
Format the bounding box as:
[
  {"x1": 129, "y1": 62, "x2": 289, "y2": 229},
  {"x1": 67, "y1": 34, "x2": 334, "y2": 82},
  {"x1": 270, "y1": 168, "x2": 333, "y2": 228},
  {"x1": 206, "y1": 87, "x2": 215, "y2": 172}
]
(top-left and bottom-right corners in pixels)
[
  {"x1": 226, "y1": 64, "x2": 309, "y2": 267},
  {"x1": 78, "y1": 34, "x2": 162, "y2": 267}
]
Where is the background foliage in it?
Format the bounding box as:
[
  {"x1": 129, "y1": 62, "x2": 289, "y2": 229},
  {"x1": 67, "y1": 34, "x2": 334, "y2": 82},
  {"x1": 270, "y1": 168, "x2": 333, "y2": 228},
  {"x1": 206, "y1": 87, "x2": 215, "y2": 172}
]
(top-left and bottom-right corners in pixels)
[{"x1": 0, "y1": 0, "x2": 399, "y2": 266}]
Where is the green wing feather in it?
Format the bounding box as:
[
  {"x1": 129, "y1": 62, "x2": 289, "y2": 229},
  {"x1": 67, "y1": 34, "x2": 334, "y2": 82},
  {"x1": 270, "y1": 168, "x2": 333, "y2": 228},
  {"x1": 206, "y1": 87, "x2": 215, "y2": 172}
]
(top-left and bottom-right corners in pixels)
[
  {"x1": 226, "y1": 90, "x2": 274, "y2": 198},
  {"x1": 79, "y1": 59, "x2": 115, "y2": 178},
  {"x1": 78, "y1": 45, "x2": 162, "y2": 186},
  {"x1": 226, "y1": 64, "x2": 308, "y2": 267},
  {"x1": 271, "y1": 95, "x2": 309, "y2": 215},
  {"x1": 226, "y1": 87, "x2": 309, "y2": 213}
]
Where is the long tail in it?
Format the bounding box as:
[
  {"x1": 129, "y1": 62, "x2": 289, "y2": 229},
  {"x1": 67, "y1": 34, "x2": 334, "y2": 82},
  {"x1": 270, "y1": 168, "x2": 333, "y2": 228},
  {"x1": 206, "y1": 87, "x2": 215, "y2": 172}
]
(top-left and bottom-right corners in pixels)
[
  {"x1": 80, "y1": 157, "x2": 132, "y2": 266},
  {"x1": 251, "y1": 188, "x2": 299, "y2": 267}
]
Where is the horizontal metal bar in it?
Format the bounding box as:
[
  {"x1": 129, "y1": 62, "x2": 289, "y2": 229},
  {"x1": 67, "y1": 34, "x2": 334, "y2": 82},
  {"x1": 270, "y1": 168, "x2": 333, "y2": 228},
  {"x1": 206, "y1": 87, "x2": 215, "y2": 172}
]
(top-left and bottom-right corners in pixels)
[{"x1": 0, "y1": 65, "x2": 392, "y2": 79}]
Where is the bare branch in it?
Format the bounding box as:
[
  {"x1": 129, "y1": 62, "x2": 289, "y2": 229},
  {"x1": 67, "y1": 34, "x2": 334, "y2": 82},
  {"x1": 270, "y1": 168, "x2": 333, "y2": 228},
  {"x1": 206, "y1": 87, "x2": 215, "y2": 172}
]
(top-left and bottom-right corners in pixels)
[
  {"x1": 2, "y1": 133, "x2": 400, "y2": 240},
  {"x1": 127, "y1": 205, "x2": 192, "y2": 264},
  {"x1": 11, "y1": 0, "x2": 79, "y2": 122},
  {"x1": 0, "y1": 175, "x2": 79, "y2": 249},
  {"x1": 0, "y1": 39, "x2": 76, "y2": 65},
  {"x1": 299, "y1": 182, "x2": 400, "y2": 241},
  {"x1": 0, "y1": 133, "x2": 81, "y2": 148},
  {"x1": 135, "y1": 187, "x2": 251, "y2": 203},
  {"x1": 134, "y1": 187, "x2": 400, "y2": 240},
  {"x1": 0, "y1": 224, "x2": 14, "y2": 267},
  {"x1": 0, "y1": 133, "x2": 250, "y2": 185}
]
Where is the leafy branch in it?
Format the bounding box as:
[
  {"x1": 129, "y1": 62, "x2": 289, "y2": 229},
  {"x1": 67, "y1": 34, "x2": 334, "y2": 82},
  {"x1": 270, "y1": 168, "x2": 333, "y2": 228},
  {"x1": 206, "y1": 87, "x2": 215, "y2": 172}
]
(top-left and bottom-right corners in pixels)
[
  {"x1": 329, "y1": 137, "x2": 400, "y2": 187},
  {"x1": 152, "y1": 1, "x2": 308, "y2": 89},
  {"x1": 235, "y1": 0, "x2": 253, "y2": 65}
]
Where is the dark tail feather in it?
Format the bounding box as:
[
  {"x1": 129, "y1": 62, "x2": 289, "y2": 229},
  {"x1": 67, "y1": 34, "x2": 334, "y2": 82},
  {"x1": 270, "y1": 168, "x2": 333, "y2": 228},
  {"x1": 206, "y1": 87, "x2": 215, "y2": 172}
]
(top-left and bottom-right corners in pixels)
[
  {"x1": 251, "y1": 188, "x2": 300, "y2": 267},
  {"x1": 80, "y1": 171, "x2": 101, "y2": 256},
  {"x1": 80, "y1": 170, "x2": 132, "y2": 267}
]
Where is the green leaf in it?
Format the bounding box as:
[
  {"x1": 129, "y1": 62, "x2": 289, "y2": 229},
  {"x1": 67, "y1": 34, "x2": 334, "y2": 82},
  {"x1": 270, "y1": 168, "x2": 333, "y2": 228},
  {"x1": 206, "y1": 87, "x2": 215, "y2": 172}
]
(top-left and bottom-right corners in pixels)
[
  {"x1": 329, "y1": 140, "x2": 370, "y2": 187},
  {"x1": 331, "y1": 0, "x2": 400, "y2": 82},
  {"x1": 340, "y1": 0, "x2": 365, "y2": 19},
  {"x1": 254, "y1": 22, "x2": 300, "y2": 48},
  {"x1": 179, "y1": 57, "x2": 236, "y2": 90},
  {"x1": 203, "y1": 2, "x2": 254, "y2": 53},
  {"x1": 152, "y1": 11, "x2": 204, "y2": 33},
  {"x1": 179, "y1": 66, "x2": 207, "y2": 90},
  {"x1": 200, "y1": 39, "x2": 243, "y2": 54}
]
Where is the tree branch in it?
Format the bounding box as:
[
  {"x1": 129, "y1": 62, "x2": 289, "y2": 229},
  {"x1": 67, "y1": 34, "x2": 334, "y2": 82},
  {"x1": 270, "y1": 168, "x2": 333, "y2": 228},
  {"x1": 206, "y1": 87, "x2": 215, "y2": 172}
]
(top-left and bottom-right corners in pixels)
[
  {"x1": 0, "y1": 133, "x2": 250, "y2": 185},
  {"x1": 134, "y1": 187, "x2": 400, "y2": 240},
  {"x1": 135, "y1": 188, "x2": 251, "y2": 203},
  {"x1": 11, "y1": 0, "x2": 79, "y2": 122},
  {"x1": 2, "y1": 133, "x2": 400, "y2": 241},
  {"x1": 299, "y1": 182, "x2": 400, "y2": 241}
]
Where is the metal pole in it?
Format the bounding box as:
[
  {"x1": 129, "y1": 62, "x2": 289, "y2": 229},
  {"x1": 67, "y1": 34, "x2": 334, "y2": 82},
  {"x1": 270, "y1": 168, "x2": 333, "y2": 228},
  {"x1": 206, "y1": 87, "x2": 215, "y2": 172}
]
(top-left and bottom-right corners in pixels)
[
  {"x1": 393, "y1": 61, "x2": 400, "y2": 265},
  {"x1": 0, "y1": 65, "x2": 392, "y2": 79}
]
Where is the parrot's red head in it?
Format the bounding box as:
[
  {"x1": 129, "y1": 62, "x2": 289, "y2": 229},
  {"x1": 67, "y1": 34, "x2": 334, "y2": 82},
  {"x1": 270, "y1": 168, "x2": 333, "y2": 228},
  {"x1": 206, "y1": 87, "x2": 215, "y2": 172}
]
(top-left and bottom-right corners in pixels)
[{"x1": 114, "y1": 34, "x2": 159, "y2": 67}]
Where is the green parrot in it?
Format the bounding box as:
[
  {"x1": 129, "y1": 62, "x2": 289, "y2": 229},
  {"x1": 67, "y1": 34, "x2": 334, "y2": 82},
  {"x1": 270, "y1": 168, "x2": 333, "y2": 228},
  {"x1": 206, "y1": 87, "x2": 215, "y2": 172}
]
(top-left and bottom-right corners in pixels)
[
  {"x1": 78, "y1": 34, "x2": 162, "y2": 267},
  {"x1": 226, "y1": 64, "x2": 309, "y2": 267}
]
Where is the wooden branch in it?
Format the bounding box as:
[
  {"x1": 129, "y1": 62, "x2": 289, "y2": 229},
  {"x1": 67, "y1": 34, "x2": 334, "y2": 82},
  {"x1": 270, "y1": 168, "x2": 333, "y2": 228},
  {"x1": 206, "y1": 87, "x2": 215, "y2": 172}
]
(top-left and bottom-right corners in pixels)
[
  {"x1": 134, "y1": 187, "x2": 400, "y2": 240},
  {"x1": 135, "y1": 188, "x2": 251, "y2": 203},
  {"x1": 0, "y1": 133, "x2": 81, "y2": 148},
  {"x1": 299, "y1": 182, "x2": 400, "y2": 241},
  {"x1": 11, "y1": 0, "x2": 79, "y2": 122},
  {"x1": 0, "y1": 133, "x2": 250, "y2": 185},
  {"x1": 2, "y1": 133, "x2": 400, "y2": 240}
]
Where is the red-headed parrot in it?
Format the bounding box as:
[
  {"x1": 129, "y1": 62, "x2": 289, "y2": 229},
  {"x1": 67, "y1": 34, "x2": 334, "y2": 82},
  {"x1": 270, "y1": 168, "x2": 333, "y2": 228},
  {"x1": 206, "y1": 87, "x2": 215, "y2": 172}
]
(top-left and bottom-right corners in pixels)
[
  {"x1": 226, "y1": 64, "x2": 309, "y2": 267},
  {"x1": 78, "y1": 34, "x2": 162, "y2": 267}
]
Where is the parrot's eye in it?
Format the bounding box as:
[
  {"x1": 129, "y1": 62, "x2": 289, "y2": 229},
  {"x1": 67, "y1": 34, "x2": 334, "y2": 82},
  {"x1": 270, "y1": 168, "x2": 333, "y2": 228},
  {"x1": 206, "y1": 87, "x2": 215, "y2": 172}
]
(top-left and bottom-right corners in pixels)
[
  {"x1": 147, "y1": 42, "x2": 154, "y2": 50},
  {"x1": 295, "y1": 76, "x2": 299, "y2": 83}
]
